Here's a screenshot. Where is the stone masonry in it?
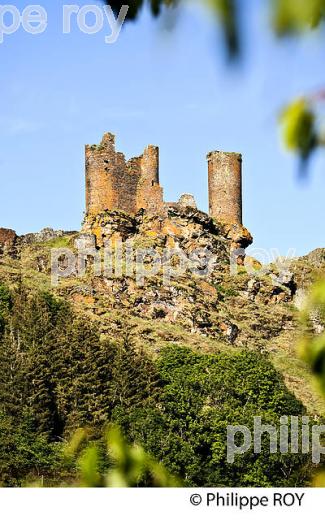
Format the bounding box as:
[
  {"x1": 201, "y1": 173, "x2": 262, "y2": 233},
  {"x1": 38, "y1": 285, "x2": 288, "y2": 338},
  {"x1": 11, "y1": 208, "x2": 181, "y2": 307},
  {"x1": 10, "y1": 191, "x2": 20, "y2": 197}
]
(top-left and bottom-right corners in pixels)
[
  {"x1": 85, "y1": 132, "x2": 243, "y2": 226},
  {"x1": 207, "y1": 151, "x2": 242, "y2": 225},
  {"x1": 85, "y1": 132, "x2": 164, "y2": 216}
]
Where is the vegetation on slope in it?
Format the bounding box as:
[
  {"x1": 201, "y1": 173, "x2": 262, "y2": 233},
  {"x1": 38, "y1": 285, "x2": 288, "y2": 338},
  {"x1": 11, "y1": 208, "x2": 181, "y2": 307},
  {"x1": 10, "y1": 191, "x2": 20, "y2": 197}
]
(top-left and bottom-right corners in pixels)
[{"x1": 0, "y1": 284, "x2": 313, "y2": 486}]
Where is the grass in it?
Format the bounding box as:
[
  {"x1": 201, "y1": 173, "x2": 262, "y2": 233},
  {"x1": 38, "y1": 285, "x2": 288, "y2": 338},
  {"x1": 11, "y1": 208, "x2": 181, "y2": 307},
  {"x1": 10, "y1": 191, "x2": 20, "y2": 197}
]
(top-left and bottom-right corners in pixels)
[
  {"x1": 41, "y1": 235, "x2": 76, "y2": 248},
  {"x1": 270, "y1": 329, "x2": 325, "y2": 417}
]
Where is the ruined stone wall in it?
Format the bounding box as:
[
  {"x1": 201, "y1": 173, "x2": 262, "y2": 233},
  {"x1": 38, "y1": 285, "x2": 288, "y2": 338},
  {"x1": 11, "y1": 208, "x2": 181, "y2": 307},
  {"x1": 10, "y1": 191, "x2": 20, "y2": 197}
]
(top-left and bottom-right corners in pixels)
[
  {"x1": 178, "y1": 193, "x2": 197, "y2": 209},
  {"x1": 85, "y1": 133, "x2": 164, "y2": 216},
  {"x1": 85, "y1": 133, "x2": 118, "y2": 215},
  {"x1": 115, "y1": 154, "x2": 139, "y2": 214},
  {"x1": 207, "y1": 151, "x2": 242, "y2": 225},
  {"x1": 136, "y1": 145, "x2": 164, "y2": 214},
  {"x1": 86, "y1": 133, "x2": 243, "y2": 225}
]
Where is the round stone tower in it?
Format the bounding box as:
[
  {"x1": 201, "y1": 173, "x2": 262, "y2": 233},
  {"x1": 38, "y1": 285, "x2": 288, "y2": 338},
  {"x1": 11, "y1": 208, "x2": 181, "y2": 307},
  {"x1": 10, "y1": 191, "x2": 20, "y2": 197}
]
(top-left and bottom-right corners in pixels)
[{"x1": 207, "y1": 151, "x2": 242, "y2": 225}]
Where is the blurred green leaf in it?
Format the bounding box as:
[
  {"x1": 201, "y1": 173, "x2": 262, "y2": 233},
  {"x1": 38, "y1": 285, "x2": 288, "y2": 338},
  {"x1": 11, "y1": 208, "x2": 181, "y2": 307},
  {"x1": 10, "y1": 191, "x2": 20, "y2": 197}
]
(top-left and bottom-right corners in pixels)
[
  {"x1": 108, "y1": 0, "x2": 240, "y2": 58},
  {"x1": 63, "y1": 428, "x2": 88, "y2": 460},
  {"x1": 78, "y1": 445, "x2": 102, "y2": 487},
  {"x1": 299, "y1": 279, "x2": 325, "y2": 392},
  {"x1": 314, "y1": 470, "x2": 325, "y2": 486},
  {"x1": 273, "y1": 0, "x2": 325, "y2": 35},
  {"x1": 280, "y1": 98, "x2": 317, "y2": 161},
  {"x1": 206, "y1": 0, "x2": 239, "y2": 58}
]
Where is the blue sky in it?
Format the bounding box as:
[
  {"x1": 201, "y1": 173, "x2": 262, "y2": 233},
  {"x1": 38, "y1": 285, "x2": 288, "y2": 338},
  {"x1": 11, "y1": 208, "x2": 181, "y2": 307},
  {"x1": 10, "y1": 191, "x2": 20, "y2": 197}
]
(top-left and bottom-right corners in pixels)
[{"x1": 1, "y1": 0, "x2": 325, "y2": 257}]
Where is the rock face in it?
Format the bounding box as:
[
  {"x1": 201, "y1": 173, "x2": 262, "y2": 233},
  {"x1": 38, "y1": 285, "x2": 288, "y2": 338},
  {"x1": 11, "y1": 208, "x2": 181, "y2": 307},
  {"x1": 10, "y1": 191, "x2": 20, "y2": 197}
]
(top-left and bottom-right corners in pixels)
[
  {"x1": 0, "y1": 228, "x2": 17, "y2": 255},
  {"x1": 72, "y1": 207, "x2": 297, "y2": 347},
  {"x1": 82, "y1": 206, "x2": 252, "y2": 258}
]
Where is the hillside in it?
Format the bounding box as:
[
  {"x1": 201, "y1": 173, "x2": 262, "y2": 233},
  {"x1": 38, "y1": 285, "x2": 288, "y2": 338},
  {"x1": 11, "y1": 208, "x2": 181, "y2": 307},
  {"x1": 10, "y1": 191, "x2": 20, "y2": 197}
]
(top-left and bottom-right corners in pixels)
[{"x1": 1, "y1": 206, "x2": 325, "y2": 418}]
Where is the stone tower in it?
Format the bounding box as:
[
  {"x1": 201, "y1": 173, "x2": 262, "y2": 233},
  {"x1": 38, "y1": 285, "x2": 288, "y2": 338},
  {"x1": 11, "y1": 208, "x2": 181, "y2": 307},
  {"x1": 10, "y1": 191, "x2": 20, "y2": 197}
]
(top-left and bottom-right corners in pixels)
[
  {"x1": 85, "y1": 132, "x2": 164, "y2": 216},
  {"x1": 207, "y1": 151, "x2": 242, "y2": 225},
  {"x1": 85, "y1": 132, "x2": 244, "y2": 226}
]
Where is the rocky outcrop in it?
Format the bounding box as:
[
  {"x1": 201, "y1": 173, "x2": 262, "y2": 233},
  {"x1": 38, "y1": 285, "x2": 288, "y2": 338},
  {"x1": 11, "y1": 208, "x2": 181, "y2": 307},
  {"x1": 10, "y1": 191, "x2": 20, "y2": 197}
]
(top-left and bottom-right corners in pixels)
[
  {"x1": 19, "y1": 227, "x2": 74, "y2": 245},
  {"x1": 0, "y1": 228, "x2": 17, "y2": 255},
  {"x1": 71, "y1": 208, "x2": 295, "y2": 347},
  {"x1": 81, "y1": 206, "x2": 242, "y2": 271},
  {"x1": 303, "y1": 248, "x2": 325, "y2": 268},
  {"x1": 0, "y1": 227, "x2": 77, "y2": 262},
  {"x1": 3, "y1": 209, "x2": 322, "y2": 353}
]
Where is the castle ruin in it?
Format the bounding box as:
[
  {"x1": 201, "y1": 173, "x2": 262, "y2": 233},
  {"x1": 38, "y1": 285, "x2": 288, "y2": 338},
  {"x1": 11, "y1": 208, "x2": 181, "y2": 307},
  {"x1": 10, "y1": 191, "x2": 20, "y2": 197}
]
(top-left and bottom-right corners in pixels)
[
  {"x1": 85, "y1": 132, "x2": 243, "y2": 225},
  {"x1": 85, "y1": 133, "x2": 164, "y2": 217}
]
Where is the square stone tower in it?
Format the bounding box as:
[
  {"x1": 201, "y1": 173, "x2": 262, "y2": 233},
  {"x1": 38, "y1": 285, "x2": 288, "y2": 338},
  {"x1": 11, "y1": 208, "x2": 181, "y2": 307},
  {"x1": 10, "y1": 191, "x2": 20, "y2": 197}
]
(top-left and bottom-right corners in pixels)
[{"x1": 85, "y1": 132, "x2": 164, "y2": 216}]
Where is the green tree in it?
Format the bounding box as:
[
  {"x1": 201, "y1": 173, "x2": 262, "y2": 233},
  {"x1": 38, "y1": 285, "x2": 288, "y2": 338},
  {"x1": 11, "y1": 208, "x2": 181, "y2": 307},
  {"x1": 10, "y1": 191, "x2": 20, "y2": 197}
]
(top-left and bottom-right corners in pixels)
[{"x1": 114, "y1": 345, "x2": 311, "y2": 486}]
